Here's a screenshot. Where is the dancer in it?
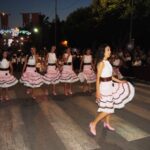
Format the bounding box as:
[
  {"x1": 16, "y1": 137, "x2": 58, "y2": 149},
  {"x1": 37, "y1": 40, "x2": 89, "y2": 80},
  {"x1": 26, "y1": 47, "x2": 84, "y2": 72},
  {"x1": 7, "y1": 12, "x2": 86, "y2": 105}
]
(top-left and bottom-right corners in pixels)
[
  {"x1": 79, "y1": 48, "x2": 96, "y2": 92},
  {"x1": 89, "y1": 44, "x2": 135, "y2": 136},
  {"x1": 43, "y1": 46, "x2": 60, "y2": 95},
  {"x1": 0, "y1": 51, "x2": 18, "y2": 101},
  {"x1": 20, "y1": 47, "x2": 43, "y2": 99},
  {"x1": 60, "y1": 47, "x2": 79, "y2": 95}
]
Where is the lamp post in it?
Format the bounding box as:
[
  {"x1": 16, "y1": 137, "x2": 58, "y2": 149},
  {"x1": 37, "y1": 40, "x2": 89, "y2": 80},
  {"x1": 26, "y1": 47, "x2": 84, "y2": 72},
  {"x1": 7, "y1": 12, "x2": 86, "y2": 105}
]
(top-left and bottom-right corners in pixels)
[
  {"x1": 129, "y1": 0, "x2": 134, "y2": 42},
  {"x1": 54, "y1": 0, "x2": 57, "y2": 46},
  {"x1": 127, "y1": 0, "x2": 134, "y2": 51}
]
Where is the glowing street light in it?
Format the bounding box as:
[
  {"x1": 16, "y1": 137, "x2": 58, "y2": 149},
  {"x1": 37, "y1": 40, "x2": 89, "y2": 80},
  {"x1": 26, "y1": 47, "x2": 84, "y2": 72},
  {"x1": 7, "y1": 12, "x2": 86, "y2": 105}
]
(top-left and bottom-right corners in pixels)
[
  {"x1": 61, "y1": 40, "x2": 68, "y2": 47},
  {"x1": 20, "y1": 37, "x2": 24, "y2": 41},
  {"x1": 33, "y1": 27, "x2": 39, "y2": 33},
  {"x1": 2, "y1": 12, "x2": 5, "y2": 16}
]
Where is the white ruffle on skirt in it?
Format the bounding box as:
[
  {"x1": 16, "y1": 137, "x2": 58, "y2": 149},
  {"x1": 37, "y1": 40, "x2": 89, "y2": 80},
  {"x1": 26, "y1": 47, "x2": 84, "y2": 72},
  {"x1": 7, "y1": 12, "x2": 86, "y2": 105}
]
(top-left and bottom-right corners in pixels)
[
  {"x1": 60, "y1": 65, "x2": 79, "y2": 83},
  {"x1": 20, "y1": 67, "x2": 43, "y2": 88},
  {"x1": 43, "y1": 66, "x2": 60, "y2": 85},
  {"x1": 0, "y1": 71, "x2": 18, "y2": 88},
  {"x1": 78, "y1": 65, "x2": 96, "y2": 83},
  {"x1": 97, "y1": 81, "x2": 135, "y2": 113}
]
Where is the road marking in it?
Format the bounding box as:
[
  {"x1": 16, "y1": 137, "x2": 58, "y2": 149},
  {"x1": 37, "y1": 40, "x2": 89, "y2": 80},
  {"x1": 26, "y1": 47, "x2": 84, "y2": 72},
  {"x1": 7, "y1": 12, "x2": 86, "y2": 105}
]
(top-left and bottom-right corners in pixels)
[
  {"x1": 10, "y1": 106, "x2": 30, "y2": 150},
  {"x1": 0, "y1": 106, "x2": 29, "y2": 150},
  {"x1": 71, "y1": 96, "x2": 150, "y2": 141},
  {"x1": 39, "y1": 99, "x2": 100, "y2": 150},
  {"x1": 125, "y1": 103, "x2": 150, "y2": 121}
]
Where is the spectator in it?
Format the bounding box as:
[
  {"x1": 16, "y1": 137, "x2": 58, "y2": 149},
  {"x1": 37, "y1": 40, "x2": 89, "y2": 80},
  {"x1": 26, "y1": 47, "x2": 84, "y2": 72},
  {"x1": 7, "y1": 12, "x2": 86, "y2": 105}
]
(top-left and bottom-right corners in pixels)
[{"x1": 132, "y1": 56, "x2": 142, "y2": 66}]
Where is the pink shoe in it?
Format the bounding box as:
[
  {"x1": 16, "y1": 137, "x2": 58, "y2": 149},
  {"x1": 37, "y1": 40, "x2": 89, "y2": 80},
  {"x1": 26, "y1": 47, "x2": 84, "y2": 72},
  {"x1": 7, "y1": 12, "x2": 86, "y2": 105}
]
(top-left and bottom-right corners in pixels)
[
  {"x1": 5, "y1": 96, "x2": 10, "y2": 101},
  {"x1": 53, "y1": 92, "x2": 57, "y2": 96},
  {"x1": 32, "y1": 95, "x2": 36, "y2": 100},
  {"x1": 104, "y1": 122, "x2": 115, "y2": 131},
  {"x1": 26, "y1": 90, "x2": 31, "y2": 95},
  {"x1": 68, "y1": 90, "x2": 73, "y2": 95},
  {"x1": 89, "y1": 122, "x2": 96, "y2": 136},
  {"x1": 64, "y1": 92, "x2": 68, "y2": 96}
]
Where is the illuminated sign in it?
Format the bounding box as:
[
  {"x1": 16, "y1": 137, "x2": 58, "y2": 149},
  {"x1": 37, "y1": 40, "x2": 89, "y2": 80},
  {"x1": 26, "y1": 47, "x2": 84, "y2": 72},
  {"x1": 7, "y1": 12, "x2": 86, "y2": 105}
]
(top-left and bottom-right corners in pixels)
[{"x1": 0, "y1": 28, "x2": 31, "y2": 37}]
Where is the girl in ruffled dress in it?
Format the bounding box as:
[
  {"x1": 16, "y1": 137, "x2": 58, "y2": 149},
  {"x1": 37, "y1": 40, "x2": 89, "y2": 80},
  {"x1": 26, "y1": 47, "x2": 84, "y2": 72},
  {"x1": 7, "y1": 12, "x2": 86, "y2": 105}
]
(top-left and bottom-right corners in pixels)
[
  {"x1": 0, "y1": 51, "x2": 18, "y2": 101},
  {"x1": 20, "y1": 47, "x2": 43, "y2": 99},
  {"x1": 43, "y1": 46, "x2": 60, "y2": 95},
  {"x1": 79, "y1": 48, "x2": 96, "y2": 92},
  {"x1": 60, "y1": 47, "x2": 79, "y2": 95},
  {"x1": 89, "y1": 44, "x2": 135, "y2": 136}
]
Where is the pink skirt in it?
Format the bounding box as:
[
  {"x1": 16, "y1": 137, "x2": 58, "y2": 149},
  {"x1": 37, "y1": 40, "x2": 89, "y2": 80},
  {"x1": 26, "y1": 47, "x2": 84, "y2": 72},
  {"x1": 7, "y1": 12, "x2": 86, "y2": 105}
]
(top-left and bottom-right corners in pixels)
[
  {"x1": 0, "y1": 70, "x2": 18, "y2": 88},
  {"x1": 60, "y1": 65, "x2": 79, "y2": 83},
  {"x1": 78, "y1": 65, "x2": 96, "y2": 83},
  {"x1": 97, "y1": 81, "x2": 135, "y2": 113},
  {"x1": 43, "y1": 66, "x2": 60, "y2": 85},
  {"x1": 20, "y1": 67, "x2": 43, "y2": 88}
]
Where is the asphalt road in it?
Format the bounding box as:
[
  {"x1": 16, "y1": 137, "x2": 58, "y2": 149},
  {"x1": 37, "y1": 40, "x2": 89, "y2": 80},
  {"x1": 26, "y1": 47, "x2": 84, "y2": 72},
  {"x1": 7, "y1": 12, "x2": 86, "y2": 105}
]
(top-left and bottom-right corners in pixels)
[{"x1": 0, "y1": 81, "x2": 150, "y2": 150}]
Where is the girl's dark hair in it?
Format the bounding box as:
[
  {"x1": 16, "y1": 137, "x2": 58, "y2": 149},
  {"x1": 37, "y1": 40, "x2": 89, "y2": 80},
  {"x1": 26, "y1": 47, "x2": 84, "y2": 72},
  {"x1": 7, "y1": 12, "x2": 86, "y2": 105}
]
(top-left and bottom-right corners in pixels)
[
  {"x1": 84, "y1": 48, "x2": 91, "y2": 55},
  {"x1": 27, "y1": 46, "x2": 35, "y2": 60},
  {"x1": 65, "y1": 47, "x2": 72, "y2": 54},
  {"x1": 0, "y1": 50, "x2": 10, "y2": 61},
  {"x1": 49, "y1": 45, "x2": 54, "y2": 52},
  {"x1": 96, "y1": 44, "x2": 110, "y2": 64}
]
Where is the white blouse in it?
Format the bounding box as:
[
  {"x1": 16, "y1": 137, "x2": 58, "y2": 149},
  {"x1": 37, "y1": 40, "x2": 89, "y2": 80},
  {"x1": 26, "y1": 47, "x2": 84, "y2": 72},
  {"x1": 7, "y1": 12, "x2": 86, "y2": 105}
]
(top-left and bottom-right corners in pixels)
[
  {"x1": 83, "y1": 55, "x2": 92, "y2": 63},
  {"x1": 64, "y1": 53, "x2": 72, "y2": 63},
  {"x1": 27, "y1": 55, "x2": 36, "y2": 65},
  {"x1": 100, "y1": 60, "x2": 113, "y2": 78},
  {"x1": 0, "y1": 58, "x2": 10, "y2": 69},
  {"x1": 48, "y1": 53, "x2": 57, "y2": 64}
]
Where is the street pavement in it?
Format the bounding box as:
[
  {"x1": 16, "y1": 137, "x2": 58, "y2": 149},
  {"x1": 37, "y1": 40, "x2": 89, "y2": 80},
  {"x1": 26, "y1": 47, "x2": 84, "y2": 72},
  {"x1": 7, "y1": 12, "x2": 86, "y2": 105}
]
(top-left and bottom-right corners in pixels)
[{"x1": 0, "y1": 81, "x2": 150, "y2": 150}]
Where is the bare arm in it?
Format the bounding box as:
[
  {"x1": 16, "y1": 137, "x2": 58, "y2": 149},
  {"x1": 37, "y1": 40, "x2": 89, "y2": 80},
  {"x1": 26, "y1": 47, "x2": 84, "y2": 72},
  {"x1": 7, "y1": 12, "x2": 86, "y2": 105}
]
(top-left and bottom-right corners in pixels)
[
  {"x1": 22, "y1": 56, "x2": 28, "y2": 73},
  {"x1": 9, "y1": 61, "x2": 13, "y2": 75},
  {"x1": 45, "y1": 53, "x2": 49, "y2": 65},
  {"x1": 63, "y1": 53, "x2": 70, "y2": 63},
  {"x1": 91, "y1": 57, "x2": 95, "y2": 70},
  {"x1": 96, "y1": 62, "x2": 104, "y2": 100},
  {"x1": 79, "y1": 56, "x2": 84, "y2": 72},
  {"x1": 112, "y1": 76, "x2": 126, "y2": 83}
]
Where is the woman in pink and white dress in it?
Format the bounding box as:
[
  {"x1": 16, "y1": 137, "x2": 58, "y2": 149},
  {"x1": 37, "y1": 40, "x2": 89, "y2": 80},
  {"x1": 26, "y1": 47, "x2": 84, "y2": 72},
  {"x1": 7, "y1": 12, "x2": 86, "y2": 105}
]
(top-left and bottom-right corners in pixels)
[
  {"x1": 60, "y1": 47, "x2": 79, "y2": 95},
  {"x1": 0, "y1": 51, "x2": 18, "y2": 101},
  {"x1": 79, "y1": 48, "x2": 96, "y2": 92},
  {"x1": 20, "y1": 47, "x2": 43, "y2": 99},
  {"x1": 43, "y1": 46, "x2": 60, "y2": 95},
  {"x1": 89, "y1": 44, "x2": 135, "y2": 136}
]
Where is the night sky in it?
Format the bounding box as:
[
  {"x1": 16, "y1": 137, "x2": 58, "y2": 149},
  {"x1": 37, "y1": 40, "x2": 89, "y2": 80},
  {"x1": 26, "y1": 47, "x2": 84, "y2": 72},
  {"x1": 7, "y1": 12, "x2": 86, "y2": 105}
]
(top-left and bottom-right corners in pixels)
[{"x1": 0, "y1": 0, "x2": 91, "y2": 27}]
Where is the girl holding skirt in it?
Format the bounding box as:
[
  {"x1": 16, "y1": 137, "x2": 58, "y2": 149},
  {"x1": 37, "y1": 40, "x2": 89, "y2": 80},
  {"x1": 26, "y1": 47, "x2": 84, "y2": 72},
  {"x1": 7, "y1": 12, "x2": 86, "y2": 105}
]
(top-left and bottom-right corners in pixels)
[
  {"x1": 0, "y1": 51, "x2": 18, "y2": 101},
  {"x1": 79, "y1": 48, "x2": 96, "y2": 92},
  {"x1": 43, "y1": 46, "x2": 60, "y2": 95},
  {"x1": 60, "y1": 47, "x2": 79, "y2": 95},
  {"x1": 89, "y1": 44, "x2": 135, "y2": 136},
  {"x1": 20, "y1": 47, "x2": 43, "y2": 99}
]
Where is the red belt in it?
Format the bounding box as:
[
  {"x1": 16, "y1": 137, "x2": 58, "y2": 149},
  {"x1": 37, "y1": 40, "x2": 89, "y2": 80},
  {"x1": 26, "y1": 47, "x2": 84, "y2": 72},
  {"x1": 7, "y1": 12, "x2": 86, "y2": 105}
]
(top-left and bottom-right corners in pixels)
[{"x1": 100, "y1": 77, "x2": 112, "y2": 82}]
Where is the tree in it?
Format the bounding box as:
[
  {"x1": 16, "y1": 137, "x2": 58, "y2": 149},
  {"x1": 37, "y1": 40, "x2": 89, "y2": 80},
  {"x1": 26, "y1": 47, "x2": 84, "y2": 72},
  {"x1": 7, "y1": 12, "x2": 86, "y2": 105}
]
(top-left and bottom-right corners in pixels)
[{"x1": 63, "y1": 7, "x2": 98, "y2": 48}]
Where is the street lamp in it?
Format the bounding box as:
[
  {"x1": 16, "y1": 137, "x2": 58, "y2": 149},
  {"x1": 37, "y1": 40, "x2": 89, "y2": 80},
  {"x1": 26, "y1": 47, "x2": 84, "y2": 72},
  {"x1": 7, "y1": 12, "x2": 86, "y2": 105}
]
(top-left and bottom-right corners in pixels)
[
  {"x1": 20, "y1": 37, "x2": 24, "y2": 41},
  {"x1": 55, "y1": 0, "x2": 57, "y2": 46},
  {"x1": 127, "y1": 0, "x2": 134, "y2": 51},
  {"x1": 61, "y1": 40, "x2": 68, "y2": 47},
  {"x1": 2, "y1": 12, "x2": 5, "y2": 16},
  {"x1": 129, "y1": 0, "x2": 134, "y2": 42},
  {"x1": 33, "y1": 27, "x2": 39, "y2": 33}
]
